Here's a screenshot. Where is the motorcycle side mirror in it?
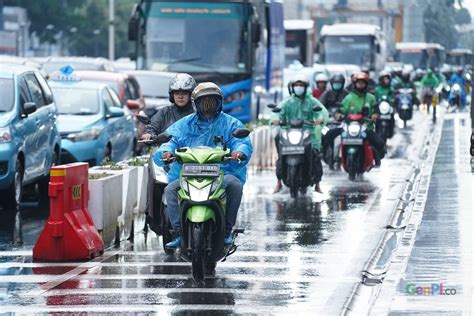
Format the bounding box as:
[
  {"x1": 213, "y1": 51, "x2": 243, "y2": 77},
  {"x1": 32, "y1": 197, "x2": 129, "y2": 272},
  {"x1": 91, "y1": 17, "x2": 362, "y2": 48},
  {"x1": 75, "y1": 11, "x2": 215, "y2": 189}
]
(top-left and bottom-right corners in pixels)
[
  {"x1": 136, "y1": 114, "x2": 151, "y2": 125},
  {"x1": 232, "y1": 128, "x2": 251, "y2": 139},
  {"x1": 156, "y1": 132, "x2": 172, "y2": 144},
  {"x1": 267, "y1": 103, "x2": 277, "y2": 109},
  {"x1": 313, "y1": 106, "x2": 322, "y2": 112},
  {"x1": 214, "y1": 135, "x2": 224, "y2": 145},
  {"x1": 272, "y1": 108, "x2": 281, "y2": 113}
]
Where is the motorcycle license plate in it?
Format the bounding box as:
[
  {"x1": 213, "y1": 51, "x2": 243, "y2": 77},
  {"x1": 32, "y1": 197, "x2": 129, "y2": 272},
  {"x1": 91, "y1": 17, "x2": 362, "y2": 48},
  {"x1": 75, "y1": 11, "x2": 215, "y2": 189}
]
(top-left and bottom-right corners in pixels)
[
  {"x1": 182, "y1": 164, "x2": 220, "y2": 177},
  {"x1": 379, "y1": 114, "x2": 392, "y2": 119},
  {"x1": 282, "y1": 146, "x2": 305, "y2": 155},
  {"x1": 342, "y1": 138, "x2": 363, "y2": 145}
]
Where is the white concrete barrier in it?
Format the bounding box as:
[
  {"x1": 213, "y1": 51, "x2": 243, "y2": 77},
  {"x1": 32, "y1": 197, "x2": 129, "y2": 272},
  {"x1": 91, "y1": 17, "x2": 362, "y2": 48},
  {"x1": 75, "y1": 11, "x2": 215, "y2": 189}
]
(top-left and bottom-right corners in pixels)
[{"x1": 249, "y1": 125, "x2": 277, "y2": 170}]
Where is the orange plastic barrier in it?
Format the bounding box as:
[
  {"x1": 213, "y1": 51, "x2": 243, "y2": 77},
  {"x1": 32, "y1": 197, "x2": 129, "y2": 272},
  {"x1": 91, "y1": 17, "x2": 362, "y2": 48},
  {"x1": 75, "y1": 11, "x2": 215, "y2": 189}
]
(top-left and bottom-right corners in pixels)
[{"x1": 33, "y1": 163, "x2": 104, "y2": 261}]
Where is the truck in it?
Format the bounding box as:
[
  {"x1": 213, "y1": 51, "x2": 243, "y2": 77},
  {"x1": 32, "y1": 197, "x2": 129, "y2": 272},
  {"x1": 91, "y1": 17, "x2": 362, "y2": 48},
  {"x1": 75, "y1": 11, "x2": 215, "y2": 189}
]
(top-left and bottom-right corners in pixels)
[{"x1": 128, "y1": 0, "x2": 285, "y2": 123}]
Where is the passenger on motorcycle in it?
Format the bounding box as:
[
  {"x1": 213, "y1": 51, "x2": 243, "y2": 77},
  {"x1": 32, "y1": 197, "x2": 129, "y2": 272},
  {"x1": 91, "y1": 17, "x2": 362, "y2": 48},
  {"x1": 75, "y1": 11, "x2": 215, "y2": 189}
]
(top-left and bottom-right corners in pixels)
[
  {"x1": 324, "y1": 72, "x2": 386, "y2": 166},
  {"x1": 448, "y1": 67, "x2": 467, "y2": 108},
  {"x1": 273, "y1": 77, "x2": 329, "y2": 193},
  {"x1": 155, "y1": 82, "x2": 253, "y2": 248},
  {"x1": 375, "y1": 71, "x2": 395, "y2": 104},
  {"x1": 312, "y1": 73, "x2": 329, "y2": 99},
  {"x1": 140, "y1": 73, "x2": 196, "y2": 233},
  {"x1": 320, "y1": 74, "x2": 350, "y2": 111}
]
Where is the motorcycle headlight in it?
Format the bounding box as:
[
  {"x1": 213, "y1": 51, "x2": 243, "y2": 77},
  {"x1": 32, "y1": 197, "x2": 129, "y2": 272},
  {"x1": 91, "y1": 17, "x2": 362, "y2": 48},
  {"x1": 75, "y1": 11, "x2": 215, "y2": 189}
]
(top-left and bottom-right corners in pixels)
[
  {"x1": 67, "y1": 128, "x2": 102, "y2": 142},
  {"x1": 379, "y1": 101, "x2": 391, "y2": 115},
  {"x1": 288, "y1": 130, "x2": 302, "y2": 145},
  {"x1": 453, "y1": 84, "x2": 461, "y2": 92},
  {"x1": 188, "y1": 183, "x2": 211, "y2": 202},
  {"x1": 303, "y1": 130, "x2": 310, "y2": 139},
  {"x1": 466, "y1": 73, "x2": 471, "y2": 81},
  {"x1": 446, "y1": 86, "x2": 451, "y2": 92},
  {"x1": 224, "y1": 90, "x2": 249, "y2": 103},
  {"x1": 435, "y1": 86, "x2": 442, "y2": 93},
  {"x1": 0, "y1": 126, "x2": 11, "y2": 143},
  {"x1": 348, "y1": 123, "x2": 361, "y2": 137}
]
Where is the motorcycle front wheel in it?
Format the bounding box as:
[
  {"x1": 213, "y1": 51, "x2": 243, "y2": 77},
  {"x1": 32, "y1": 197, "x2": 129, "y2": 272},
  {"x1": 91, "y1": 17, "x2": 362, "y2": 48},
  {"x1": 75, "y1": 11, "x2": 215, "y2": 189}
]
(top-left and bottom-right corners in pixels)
[
  {"x1": 288, "y1": 165, "x2": 299, "y2": 198},
  {"x1": 347, "y1": 153, "x2": 357, "y2": 181},
  {"x1": 191, "y1": 223, "x2": 206, "y2": 282}
]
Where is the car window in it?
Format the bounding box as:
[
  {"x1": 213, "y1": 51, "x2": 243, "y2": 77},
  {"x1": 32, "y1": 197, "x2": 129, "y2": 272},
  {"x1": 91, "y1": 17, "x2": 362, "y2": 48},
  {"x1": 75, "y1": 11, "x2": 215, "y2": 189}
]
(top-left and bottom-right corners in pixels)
[
  {"x1": 102, "y1": 88, "x2": 115, "y2": 111},
  {"x1": 19, "y1": 77, "x2": 31, "y2": 109},
  {"x1": 108, "y1": 87, "x2": 123, "y2": 108},
  {"x1": 127, "y1": 79, "x2": 139, "y2": 99},
  {"x1": 123, "y1": 80, "x2": 133, "y2": 101},
  {"x1": 34, "y1": 72, "x2": 54, "y2": 105},
  {"x1": 130, "y1": 78, "x2": 141, "y2": 99},
  {"x1": 0, "y1": 78, "x2": 14, "y2": 112},
  {"x1": 52, "y1": 87, "x2": 99, "y2": 115},
  {"x1": 25, "y1": 73, "x2": 46, "y2": 107}
]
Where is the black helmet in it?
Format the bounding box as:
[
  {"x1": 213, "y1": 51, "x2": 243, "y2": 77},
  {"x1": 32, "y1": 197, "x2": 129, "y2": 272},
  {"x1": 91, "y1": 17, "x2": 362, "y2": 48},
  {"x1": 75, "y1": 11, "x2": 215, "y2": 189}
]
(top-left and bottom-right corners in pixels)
[
  {"x1": 330, "y1": 73, "x2": 345, "y2": 91},
  {"x1": 168, "y1": 73, "x2": 196, "y2": 103}
]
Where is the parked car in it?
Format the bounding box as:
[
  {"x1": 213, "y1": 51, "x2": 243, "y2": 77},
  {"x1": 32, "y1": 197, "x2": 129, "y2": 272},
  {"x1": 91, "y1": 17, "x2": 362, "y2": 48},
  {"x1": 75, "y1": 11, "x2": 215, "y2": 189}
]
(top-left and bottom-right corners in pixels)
[
  {"x1": 74, "y1": 70, "x2": 146, "y2": 153},
  {"x1": 125, "y1": 70, "x2": 175, "y2": 118},
  {"x1": 37, "y1": 57, "x2": 116, "y2": 75},
  {"x1": 48, "y1": 69, "x2": 136, "y2": 166},
  {"x1": 0, "y1": 64, "x2": 61, "y2": 209}
]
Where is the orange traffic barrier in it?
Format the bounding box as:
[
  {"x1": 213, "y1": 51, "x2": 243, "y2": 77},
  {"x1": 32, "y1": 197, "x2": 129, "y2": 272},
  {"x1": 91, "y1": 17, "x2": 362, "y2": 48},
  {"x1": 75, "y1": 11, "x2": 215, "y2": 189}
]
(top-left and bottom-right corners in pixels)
[{"x1": 33, "y1": 163, "x2": 104, "y2": 261}]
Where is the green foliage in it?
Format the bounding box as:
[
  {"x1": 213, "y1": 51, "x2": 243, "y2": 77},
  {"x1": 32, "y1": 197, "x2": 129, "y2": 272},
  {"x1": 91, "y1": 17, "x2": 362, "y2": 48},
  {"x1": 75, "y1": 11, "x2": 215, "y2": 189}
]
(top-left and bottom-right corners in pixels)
[
  {"x1": 89, "y1": 172, "x2": 112, "y2": 180},
  {"x1": 455, "y1": 8, "x2": 471, "y2": 24}
]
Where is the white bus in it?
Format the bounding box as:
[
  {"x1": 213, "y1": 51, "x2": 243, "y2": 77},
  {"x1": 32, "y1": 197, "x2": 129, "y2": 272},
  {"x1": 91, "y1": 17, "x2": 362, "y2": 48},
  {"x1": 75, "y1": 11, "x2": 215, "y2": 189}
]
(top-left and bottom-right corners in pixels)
[
  {"x1": 395, "y1": 42, "x2": 445, "y2": 70},
  {"x1": 284, "y1": 19, "x2": 315, "y2": 67},
  {"x1": 317, "y1": 23, "x2": 387, "y2": 73}
]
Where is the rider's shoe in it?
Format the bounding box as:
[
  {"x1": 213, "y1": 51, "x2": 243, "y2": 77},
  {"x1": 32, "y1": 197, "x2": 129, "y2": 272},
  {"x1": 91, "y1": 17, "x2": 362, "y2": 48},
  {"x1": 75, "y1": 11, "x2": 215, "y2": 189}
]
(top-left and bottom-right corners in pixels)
[
  {"x1": 224, "y1": 233, "x2": 233, "y2": 245},
  {"x1": 314, "y1": 182, "x2": 323, "y2": 193},
  {"x1": 165, "y1": 236, "x2": 181, "y2": 249}
]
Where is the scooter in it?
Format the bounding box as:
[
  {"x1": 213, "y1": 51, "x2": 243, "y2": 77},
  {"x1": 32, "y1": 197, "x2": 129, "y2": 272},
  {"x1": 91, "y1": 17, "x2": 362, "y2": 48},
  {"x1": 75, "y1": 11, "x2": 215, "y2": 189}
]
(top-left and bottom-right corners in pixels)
[
  {"x1": 396, "y1": 88, "x2": 414, "y2": 127},
  {"x1": 340, "y1": 113, "x2": 375, "y2": 181},
  {"x1": 269, "y1": 105, "x2": 321, "y2": 198},
  {"x1": 448, "y1": 83, "x2": 463, "y2": 110},
  {"x1": 136, "y1": 115, "x2": 174, "y2": 255},
  {"x1": 157, "y1": 128, "x2": 249, "y2": 282},
  {"x1": 375, "y1": 96, "x2": 395, "y2": 144}
]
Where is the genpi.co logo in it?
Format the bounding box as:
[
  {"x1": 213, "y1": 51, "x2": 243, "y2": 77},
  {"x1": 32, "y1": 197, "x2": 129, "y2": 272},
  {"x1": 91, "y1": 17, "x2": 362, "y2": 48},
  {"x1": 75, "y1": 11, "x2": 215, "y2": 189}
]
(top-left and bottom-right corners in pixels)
[{"x1": 406, "y1": 283, "x2": 457, "y2": 296}]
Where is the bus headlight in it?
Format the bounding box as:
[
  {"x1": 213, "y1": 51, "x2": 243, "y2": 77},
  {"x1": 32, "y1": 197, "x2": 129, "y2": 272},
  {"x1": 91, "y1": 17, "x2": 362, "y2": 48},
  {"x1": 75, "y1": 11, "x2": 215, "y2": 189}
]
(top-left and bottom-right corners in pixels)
[{"x1": 224, "y1": 91, "x2": 249, "y2": 103}]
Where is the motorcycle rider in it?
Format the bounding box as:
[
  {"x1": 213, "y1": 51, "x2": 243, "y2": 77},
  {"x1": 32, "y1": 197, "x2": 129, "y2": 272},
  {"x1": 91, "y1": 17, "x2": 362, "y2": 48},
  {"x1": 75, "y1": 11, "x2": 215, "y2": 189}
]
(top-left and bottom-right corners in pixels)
[
  {"x1": 375, "y1": 71, "x2": 395, "y2": 104},
  {"x1": 420, "y1": 68, "x2": 440, "y2": 105},
  {"x1": 273, "y1": 77, "x2": 329, "y2": 193},
  {"x1": 155, "y1": 82, "x2": 253, "y2": 248},
  {"x1": 141, "y1": 73, "x2": 196, "y2": 233},
  {"x1": 324, "y1": 72, "x2": 386, "y2": 166},
  {"x1": 320, "y1": 73, "x2": 350, "y2": 111},
  {"x1": 448, "y1": 67, "x2": 467, "y2": 109},
  {"x1": 312, "y1": 73, "x2": 329, "y2": 99},
  {"x1": 396, "y1": 69, "x2": 420, "y2": 106}
]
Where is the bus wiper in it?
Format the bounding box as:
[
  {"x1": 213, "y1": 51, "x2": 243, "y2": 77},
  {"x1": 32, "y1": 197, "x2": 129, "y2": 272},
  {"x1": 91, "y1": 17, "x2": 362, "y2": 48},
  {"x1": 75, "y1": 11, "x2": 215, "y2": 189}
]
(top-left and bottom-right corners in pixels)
[{"x1": 168, "y1": 57, "x2": 202, "y2": 65}]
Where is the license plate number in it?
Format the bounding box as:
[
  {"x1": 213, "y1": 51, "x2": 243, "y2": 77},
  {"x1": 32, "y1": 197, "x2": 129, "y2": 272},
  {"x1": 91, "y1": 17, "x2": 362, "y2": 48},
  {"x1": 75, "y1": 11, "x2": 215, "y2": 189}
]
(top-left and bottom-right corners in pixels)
[
  {"x1": 182, "y1": 164, "x2": 220, "y2": 177},
  {"x1": 379, "y1": 114, "x2": 392, "y2": 119},
  {"x1": 281, "y1": 146, "x2": 305, "y2": 155},
  {"x1": 342, "y1": 138, "x2": 363, "y2": 145}
]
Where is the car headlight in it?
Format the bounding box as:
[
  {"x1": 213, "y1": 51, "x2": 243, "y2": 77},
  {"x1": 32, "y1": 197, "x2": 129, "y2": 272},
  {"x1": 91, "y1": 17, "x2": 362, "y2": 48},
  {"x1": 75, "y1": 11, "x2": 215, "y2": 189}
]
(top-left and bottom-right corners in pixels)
[
  {"x1": 379, "y1": 101, "x2": 391, "y2": 115},
  {"x1": 348, "y1": 123, "x2": 361, "y2": 137},
  {"x1": 67, "y1": 128, "x2": 102, "y2": 142},
  {"x1": 453, "y1": 84, "x2": 461, "y2": 92},
  {"x1": 188, "y1": 183, "x2": 211, "y2": 202},
  {"x1": 224, "y1": 90, "x2": 249, "y2": 103},
  {"x1": 288, "y1": 130, "x2": 302, "y2": 145},
  {"x1": 0, "y1": 126, "x2": 11, "y2": 143}
]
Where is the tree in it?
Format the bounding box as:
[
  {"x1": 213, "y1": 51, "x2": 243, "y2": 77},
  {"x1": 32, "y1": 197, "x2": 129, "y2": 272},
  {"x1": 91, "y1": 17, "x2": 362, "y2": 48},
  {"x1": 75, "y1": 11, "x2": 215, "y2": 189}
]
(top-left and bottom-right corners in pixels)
[
  {"x1": 423, "y1": 0, "x2": 458, "y2": 49},
  {"x1": 455, "y1": 8, "x2": 471, "y2": 24}
]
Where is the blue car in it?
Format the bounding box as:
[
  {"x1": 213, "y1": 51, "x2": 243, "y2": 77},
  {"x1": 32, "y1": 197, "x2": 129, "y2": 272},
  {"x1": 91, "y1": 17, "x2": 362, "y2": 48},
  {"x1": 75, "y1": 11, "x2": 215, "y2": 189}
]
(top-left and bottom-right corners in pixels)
[
  {"x1": 0, "y1": 65, "x2": 61, "y2": 209},
  {"x1": 48, "y1": 74, "x2": 136, "y2": 166}
]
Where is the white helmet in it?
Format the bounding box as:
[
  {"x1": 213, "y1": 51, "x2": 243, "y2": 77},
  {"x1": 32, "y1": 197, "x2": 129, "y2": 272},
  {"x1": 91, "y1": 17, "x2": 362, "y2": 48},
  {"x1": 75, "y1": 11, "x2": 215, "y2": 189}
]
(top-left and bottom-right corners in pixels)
[
  {"x1": 168, "y1": 73, "x2": 196, "y2": 103},
  {"x1": 315, "y1": 73, "x2": 329, "y2": 83}
]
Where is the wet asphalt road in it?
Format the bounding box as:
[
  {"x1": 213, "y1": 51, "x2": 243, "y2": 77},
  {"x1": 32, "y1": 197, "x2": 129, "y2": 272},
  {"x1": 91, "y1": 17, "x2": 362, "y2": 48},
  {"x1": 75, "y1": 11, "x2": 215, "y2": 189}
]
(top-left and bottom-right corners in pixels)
[{"x1": 0, "y1": 110, "x2": 446, "y2": 314}]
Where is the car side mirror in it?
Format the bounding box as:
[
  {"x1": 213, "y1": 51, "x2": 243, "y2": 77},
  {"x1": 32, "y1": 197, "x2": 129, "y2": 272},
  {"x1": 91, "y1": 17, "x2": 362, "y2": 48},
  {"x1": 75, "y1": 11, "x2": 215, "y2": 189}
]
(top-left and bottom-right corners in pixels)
[
  {"x1": 127, "y1": 99, "x2": 141, "y2": 110},
  {"x1": 156, "y1": 132, "x2": 172, "y2": 144},
  {"x1": 313, "y1": 106, "x2": 322, "y2": 112},
  {"x1": 232, "y1": 128, "x2": 250, "y2": 139},
  {"x1": 136, "y1": 113, "x2": 151, "y2": 125},
  {"x1": 107, "y1": 106, "x2": 125, "y2": 119},
  {"x1": 267, "y1": 103, "x2": 277, "y2": 109},
  {"x1": 22, "y1": 102, "x2": 37, "y2": 117},
  {"x1": 272, "y1": 107, "x2": 282, "y2": 113}
]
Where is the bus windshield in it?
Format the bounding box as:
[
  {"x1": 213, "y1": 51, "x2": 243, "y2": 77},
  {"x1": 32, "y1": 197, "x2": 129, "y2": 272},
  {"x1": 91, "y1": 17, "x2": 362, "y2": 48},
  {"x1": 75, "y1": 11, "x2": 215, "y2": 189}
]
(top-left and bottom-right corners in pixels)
[
  {"x1": 322, "y1": 35, "x2": 374, "y2": 67},
  {"x1": 146, "y1": 2, "x2": 251, "y2": 74},
  {"x1": 398, "y1": 51, "x2": 428, "y2": 69}
]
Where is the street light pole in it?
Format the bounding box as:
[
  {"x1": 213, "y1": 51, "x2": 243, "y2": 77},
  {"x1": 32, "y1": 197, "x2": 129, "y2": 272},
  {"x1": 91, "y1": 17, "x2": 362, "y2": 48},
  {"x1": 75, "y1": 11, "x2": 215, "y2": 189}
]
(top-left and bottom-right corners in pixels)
[{"x1": 108, "y1": 0, "x2": 115, "y2": 61}]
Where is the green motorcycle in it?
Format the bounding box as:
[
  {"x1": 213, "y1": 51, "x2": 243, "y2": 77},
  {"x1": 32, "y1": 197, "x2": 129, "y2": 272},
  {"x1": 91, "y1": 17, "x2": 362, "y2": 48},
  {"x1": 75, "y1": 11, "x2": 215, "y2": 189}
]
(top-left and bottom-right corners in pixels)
[{"x1": 158, "y1": 128, "x2": 249, "y2": 282}]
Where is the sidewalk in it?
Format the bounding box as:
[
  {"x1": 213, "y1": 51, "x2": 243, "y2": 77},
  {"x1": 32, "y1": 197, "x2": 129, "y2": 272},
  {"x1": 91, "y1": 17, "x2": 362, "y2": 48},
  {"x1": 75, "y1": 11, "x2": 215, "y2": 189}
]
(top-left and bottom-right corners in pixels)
[{"x1": 387, "y1": 112, "x2": 473, "y2": 314}]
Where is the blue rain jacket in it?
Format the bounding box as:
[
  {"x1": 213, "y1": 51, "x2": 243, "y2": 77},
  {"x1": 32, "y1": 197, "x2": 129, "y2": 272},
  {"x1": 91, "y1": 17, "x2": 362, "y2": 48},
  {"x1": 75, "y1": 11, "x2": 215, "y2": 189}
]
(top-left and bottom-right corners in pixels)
[{"x1": 154, "y1": 112, "x2": 253, "y2": 184}]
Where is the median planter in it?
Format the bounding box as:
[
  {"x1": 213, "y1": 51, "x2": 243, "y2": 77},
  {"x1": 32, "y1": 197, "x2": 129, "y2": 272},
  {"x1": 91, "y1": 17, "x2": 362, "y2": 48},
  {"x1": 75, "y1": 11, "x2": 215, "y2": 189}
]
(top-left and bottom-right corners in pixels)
[
  {"x1": 91, "y1": 163, "x2": 138, "y2": 242},
  {"x1": 88, "y1": 171, "x2": 123, "y2": 247}
]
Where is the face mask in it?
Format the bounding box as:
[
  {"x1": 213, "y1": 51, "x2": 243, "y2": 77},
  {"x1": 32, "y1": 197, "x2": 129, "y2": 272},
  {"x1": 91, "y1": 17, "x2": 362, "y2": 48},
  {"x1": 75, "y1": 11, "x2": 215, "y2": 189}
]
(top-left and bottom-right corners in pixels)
[
  {"x1": 332, "y1": 82, "x2": 343, "y2": 91},
  {"x1": 293, "y1": 86, "x2": 306, "y2": 96},
  {"x1": 197, "y1": 96, "x2": 218, "y2": 118}
]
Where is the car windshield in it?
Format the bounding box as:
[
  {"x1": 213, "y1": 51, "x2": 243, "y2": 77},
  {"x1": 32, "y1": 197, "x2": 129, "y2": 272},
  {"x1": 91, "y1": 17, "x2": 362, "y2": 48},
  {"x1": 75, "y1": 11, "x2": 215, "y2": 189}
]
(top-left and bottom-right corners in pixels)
[
  {"x1": 0, "y1": 78, "x2": 14, "y2": 112},
  {"x1": 42, "y1": 62, "x2": 102, "y2": 74},
  {"x1": 323, "y1": 36, "x2": 374, "y2": 67},
  {"x1": 133, "y1": 74, "x2": 170, "y2": 98},
  {"x1": 52, "y1": 87, "x2": 100, "y2": 115},
  {"x1": 146, "y1": 2, "x2": 251, "y2": 73}
]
